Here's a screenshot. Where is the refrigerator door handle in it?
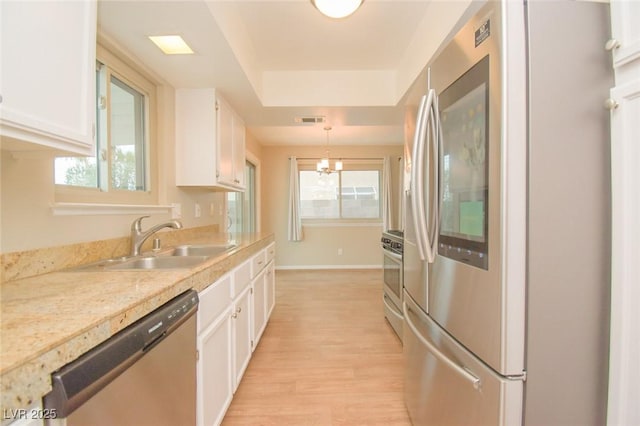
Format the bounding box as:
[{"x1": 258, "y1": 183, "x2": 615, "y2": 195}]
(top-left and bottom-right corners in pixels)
[
  {"x1": 411, "y1": 93, "x2": 429, "y2": 261},
  {"x1": 426, "y1": 92, "x2": 440, "y2": 260},
  {"x1": 404, "y1": 302, "x2": 482, "y2": 390},
  {"x1": 412, "y1": 90, "x2": 439, "y2": 262}
]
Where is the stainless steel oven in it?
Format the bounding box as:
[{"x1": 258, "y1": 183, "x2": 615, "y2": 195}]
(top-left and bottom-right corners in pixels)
[{"x1": 381, "y1": 230, "x2": 403, "y2": 340}]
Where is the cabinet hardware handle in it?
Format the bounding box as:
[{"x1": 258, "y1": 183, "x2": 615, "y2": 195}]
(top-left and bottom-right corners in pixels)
[
  {"x1": 236, "y1": 307, "x2": 242, "y2": 313},
  {"x1": 232, "y1": 313, "x2": 238, "y2": 319},
  {"x1": 605, "y1": 39, "x2": 620, "y2": 51},
  {"x1": 605, "y1": 98, "x2": 619, "y2": 110}
]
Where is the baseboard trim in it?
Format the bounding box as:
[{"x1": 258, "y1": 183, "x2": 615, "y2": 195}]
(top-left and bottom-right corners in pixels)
[{"x1": 276, "y1": 264, "x2": 381, "y2": 271}]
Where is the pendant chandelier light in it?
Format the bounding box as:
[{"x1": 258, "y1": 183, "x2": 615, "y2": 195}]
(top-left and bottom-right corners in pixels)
[
  {"x1": 317, "y1": 126, "x2": 343, "y2": 175},
  {"x1": 310, "y1": 0, "x2": 364, "y2": 19}
]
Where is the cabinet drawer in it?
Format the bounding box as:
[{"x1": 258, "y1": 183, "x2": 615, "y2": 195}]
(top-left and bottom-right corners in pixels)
[
  {"x1": 251, "y1": 251, "x2": 266, "y2": 278},
  {"x1": 266, "y1": 242, "x2": 276, "y2": 263},
  {"x1": 198, "y1": 274, "x2": 231, "y2": 330},
  {"x1": 233, "y1": 259, "x2": 251, "y2": 297}
]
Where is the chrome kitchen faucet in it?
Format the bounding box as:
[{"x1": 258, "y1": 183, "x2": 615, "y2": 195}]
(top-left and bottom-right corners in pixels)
[{"x1": 130, "y1": 216, "x2": 183, "y2": 256}]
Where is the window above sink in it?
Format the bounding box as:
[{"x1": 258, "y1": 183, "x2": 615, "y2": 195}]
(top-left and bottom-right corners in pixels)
[{"x1": 54, "y1": 41, "x2": 160, "y2": 207}]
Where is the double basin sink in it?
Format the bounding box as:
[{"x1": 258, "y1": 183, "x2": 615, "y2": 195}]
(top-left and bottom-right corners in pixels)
[{"x1": 74, "y1": 243, "x2": 237, "y2": 271}]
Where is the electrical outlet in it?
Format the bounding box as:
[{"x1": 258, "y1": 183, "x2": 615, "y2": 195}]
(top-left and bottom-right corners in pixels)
[
  {"x1": 195, "y1": 203, "x2": 201, "y2": 218},
  {"x1": 171, "y1": 203, "x2": 182, "y2": 219},
  {"x1": 338, "y1": 248, "x2": 343, "y2": 256},
  {"x1": 210, "y1": 202, "x2": 215, "y2": 216}
]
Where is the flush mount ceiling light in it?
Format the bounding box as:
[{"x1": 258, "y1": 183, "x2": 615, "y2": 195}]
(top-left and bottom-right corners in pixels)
[
  {"x1": 317, "y1": 126, "x2": 343, "y2": 175},
  {"x1": 148, "y1": 35, "x2": 194, "y2": 55},
  {"x1": 311, "y1": 0, "x2": 364, "y2": 19}
]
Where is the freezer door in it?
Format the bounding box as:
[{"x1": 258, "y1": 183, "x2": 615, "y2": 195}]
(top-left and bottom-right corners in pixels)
[{"x1": 403, "y1": 293, "x2": 523, "y2": 426}]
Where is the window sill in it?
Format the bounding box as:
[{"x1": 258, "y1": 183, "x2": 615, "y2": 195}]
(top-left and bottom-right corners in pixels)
[
  {"x1": 301, "y1": 221, "x2": 382, "y2": 228},
  {"x1": 51, "y1": 202, "x2": 176, "y2": 216}
]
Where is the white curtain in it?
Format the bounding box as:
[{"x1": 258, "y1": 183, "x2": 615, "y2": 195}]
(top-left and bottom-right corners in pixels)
[
  {"x1": 382, "y1": 156, "x2": 393, "y2": 231},
  {"x1": 288, "y1": 156, "x2": 303, "y2": 241}
]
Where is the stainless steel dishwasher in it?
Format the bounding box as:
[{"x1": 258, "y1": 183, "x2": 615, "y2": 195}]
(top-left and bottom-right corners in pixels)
[{"x1": 44, "y1": 289, "x2": 198, "y2": 426}]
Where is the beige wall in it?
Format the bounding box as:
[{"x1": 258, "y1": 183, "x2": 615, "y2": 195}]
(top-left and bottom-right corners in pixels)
[
  {"x1": 245, "y1": 130, "x2": 262, "y2": 159},
  {"x1": 261, "y1": 144, "x2": 403, "y2": 269}
]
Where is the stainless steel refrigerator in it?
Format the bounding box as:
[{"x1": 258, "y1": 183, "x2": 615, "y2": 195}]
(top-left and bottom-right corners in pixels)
[{"x1": 402, "y1": 1, "x2": 612, "y2": 424}]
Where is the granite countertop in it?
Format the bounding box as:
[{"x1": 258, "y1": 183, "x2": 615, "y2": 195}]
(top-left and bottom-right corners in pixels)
[{"x1": 0, "y1": 231, "x2": 274, "y2": 415}]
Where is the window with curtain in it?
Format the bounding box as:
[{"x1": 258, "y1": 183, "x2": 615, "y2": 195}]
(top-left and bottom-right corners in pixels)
[{"x1": 298, "y1": 159, "x2": 382, "y2": 220}]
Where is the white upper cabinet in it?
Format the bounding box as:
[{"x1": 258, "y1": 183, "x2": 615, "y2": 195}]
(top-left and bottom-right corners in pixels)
[
  {"x1": 609, "y1": 0, "x2": 640, "y2": 72},
  {"x1": 216, "y1": 96, "x2": 245, "y2": 189},
  {"x1": 607, "y1": 2, "x2": 640, "y2": 426},
  {"x1": 175, "y1": 88, "x2": 246, "y2": 191},
  {"x1": 0, "y1": 0, "x2": 97, "y2": 156}
]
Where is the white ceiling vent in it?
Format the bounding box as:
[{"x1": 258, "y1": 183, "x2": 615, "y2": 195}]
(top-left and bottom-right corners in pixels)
[{"x1": 294, "y1": 116, "x2": 326, "y2": 124}]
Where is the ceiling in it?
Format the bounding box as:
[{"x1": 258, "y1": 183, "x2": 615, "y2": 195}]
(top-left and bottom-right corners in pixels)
[{"x1": 98, "y1": 0, "x2": 474, "y2": 146}]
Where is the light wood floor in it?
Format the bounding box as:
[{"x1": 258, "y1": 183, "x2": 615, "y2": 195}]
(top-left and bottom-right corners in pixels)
[{"x1": 222, "y1": 269, "x2": 412, "y2": 426}]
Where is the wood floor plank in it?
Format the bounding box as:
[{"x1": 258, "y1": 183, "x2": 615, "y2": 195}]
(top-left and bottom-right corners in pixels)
[{"x1": 222, "y1": 269, "x2": 411, "y2": 425}]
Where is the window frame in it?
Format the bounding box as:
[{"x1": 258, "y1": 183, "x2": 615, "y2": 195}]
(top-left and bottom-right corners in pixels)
[
  {"x1": 54, "y1": 42, "x2": 158, "y2": 206},
  {"x1": 297, "y1": 158, "x2": 383, "y2": 223}
]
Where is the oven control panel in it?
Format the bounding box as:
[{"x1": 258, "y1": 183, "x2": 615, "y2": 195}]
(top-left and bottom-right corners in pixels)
[{"x1": 381, "y1": 231, "x2": 403, "y2": 255}]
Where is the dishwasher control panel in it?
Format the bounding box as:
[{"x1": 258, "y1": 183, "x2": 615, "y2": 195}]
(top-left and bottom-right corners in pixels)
[{"x1": 141, "y1": 290, "x2": 199, "y2": 347}]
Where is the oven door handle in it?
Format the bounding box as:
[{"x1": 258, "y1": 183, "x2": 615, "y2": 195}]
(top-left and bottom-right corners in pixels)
[
  {"x1": 382, "y1": 248, "x2": 402, "y2": 261},
  {"x1": 383, "y1": 294, "x2": 403, "y2": 320}
]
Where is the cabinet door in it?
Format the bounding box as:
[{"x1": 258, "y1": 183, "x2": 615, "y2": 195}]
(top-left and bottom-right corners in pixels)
[
  {"x1": 232, "y1": 113, "x2": 246, "y2": 188},
  {"x1": 607, "y1": 4, "x2": 640, "y2": 426},
  {"x1": 197, "y1": 306, "x2": 233, "y2": 426},
  {"x1": 252, "y1": 269, "x2": 267, "y2": 348},
  {"x1": 265, "y1": 261, "x2": 276, "y2": 319},
  {"x1": 175, "y1": 88, "x2": 217, "y2": 186},
  {"x1": 609, "y1": 0, "x2": 640, "y2": 70},
  {"x1": 608, "y1": 79, "x2": 640, "y2": 426},
  {"x1": 216, "y1": 96, "x2": 235, "y2": 187},
  {"x1": 232, "y1": 285, "x2": 252, "y2": 392},
  {"x1": 0, "y1": 0, "x2": 96, "y2": 155},
  {"x1": 198, "y1": 274, "x2": 232, "y2": 330}
]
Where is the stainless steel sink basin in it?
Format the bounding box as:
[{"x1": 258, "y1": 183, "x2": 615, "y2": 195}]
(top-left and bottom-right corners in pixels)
[
  {"x1": 107, "y1": 255, "x2": 210, "y2": 270},
  {"x1": 169, "y1": 244, "x2": 237, "y2": 257},
  {"x1": 69, "y1": 242, "x2": 236, "y2": 271}
]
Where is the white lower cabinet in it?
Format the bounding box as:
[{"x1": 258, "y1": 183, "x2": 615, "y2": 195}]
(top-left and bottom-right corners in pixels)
[
  {"x1": 197, "y1": 274, "x2": 233, "y2": 426},
  {"x1": 197, "y1": 244, "x2": 275, "y2": 426},
  {"x1": 252, "y1": 268, "x2": 267, "y2": 349},
  {"x1": 231, "y1": 284, "x2": 252, "y2": 391},
  {"x1": 252, "y1": 260, "x2": 275, "y2": 349},
  {"x1": 197, "y1": 304, "x2": 233, "y2": 426},
  {"x1": 265, "y1": 261, "x2": 276, "y2": 319},
  {"x1": 250, "y1": 242, "x2": 276, "y2": 349}
]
